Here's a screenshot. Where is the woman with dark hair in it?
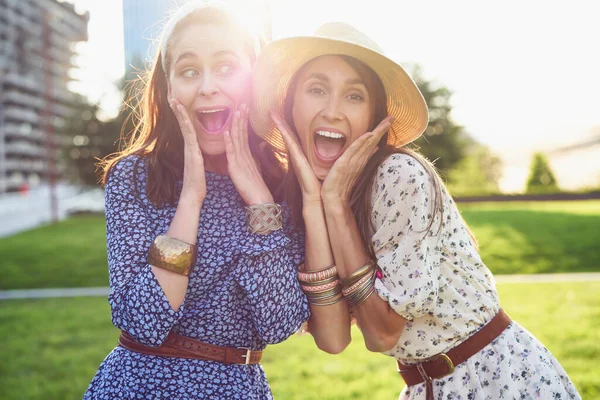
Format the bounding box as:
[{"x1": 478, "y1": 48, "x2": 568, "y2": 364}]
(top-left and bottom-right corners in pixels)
[
  {"x1": 250, "y1": 22, "x2": 580, "y2": 400},
  {"x1": 84, "y1": 3, "x2": 308, "y2": 399}
]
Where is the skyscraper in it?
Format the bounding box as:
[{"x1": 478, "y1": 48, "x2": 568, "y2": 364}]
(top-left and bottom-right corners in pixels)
[{"x1": 122, "y1": 0, "x2": 187, "y2": 72}]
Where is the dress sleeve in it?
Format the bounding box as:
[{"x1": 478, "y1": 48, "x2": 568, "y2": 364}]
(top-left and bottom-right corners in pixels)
[
  {"x1": 234, "y1": 208, "x2": 309, "y2": 344},
  {"x1": 105, "y1": 157, "x2": 184, "y2": 346},
  {"x1": 371, "y1": 154, "x2": 445, "y2": 321}
]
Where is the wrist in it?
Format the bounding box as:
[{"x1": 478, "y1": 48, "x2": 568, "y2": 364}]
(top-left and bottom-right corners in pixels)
[
  {"x1": 179, "y1": 190, "x2": 204, "y2": 208},
  {"x1": 246, "y1": 195, "x2": 274, "y2": 206},
  {"x1": 302, "y1": 202, "x2": 324, "y2": 219},
  {"x1": 323, "y1": 195, "x2": 350, "y2": 215}
]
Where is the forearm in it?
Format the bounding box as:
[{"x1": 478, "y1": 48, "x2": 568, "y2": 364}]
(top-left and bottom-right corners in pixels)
[
  {"x1": 235, "y1": 237, "x2": 310, "y2": 344},
  {"x1": 324, "y1": 199, "x2": 406, "y2": 352},
  {"x1": 151, "y1": 190, "x2": 202, "y2": 310},
  {"x1": 302, "y1": 204, "x2": 351, "y2": 354}
]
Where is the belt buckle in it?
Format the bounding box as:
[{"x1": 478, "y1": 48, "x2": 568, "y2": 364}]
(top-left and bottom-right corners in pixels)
[
  {"x1": 238, "y1": 347, "x2": 252, "y2": 365},
  {"x1": 434, "y1": 353, "x2": 455, "y2": 377}
]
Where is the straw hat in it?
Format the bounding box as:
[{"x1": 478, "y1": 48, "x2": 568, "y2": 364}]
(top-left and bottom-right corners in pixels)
[{"x1": 250, "y1": 22, "x2": 429, "y2": 152}]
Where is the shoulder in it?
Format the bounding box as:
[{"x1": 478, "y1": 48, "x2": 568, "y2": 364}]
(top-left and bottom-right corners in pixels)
[
  {"x1": 373, "y1": 152, "x2": 431, "y2": 193},
  {"x1": 107, "y1": 155, "x2": 148, "y2": 185}
]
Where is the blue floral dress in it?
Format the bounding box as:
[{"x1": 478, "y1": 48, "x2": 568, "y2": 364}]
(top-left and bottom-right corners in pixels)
[
  {"x1": 371, "y1": 154, "x2": 581, "y2": 400},
  {"x1": 84, "y1": 156, "x2": 309, "y2": 400}
]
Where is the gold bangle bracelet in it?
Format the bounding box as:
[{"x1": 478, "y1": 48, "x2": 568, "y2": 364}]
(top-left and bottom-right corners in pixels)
[
  {"x1": 349, "y1": 286, "x2": 376, "y2": 311},
  {"x1": 341, "y1": 261, "x2": 374, "y2": 287}
]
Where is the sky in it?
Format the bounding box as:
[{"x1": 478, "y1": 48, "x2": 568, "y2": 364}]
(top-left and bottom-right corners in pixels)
[{"x1": 70, "y1": 0, "x2": 600, "y2": 191}]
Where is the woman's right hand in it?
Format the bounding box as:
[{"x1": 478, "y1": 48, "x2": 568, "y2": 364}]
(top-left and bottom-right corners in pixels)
[
  {"x1": 169, "y1": 98, "x2": 206, "y2": 205},
  {"x1": 270, "y1": 111, "x2": 322, "y2": 207}
]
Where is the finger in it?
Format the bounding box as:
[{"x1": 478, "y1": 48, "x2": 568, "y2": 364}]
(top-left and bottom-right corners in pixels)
[
  {"x1": 169, "y1": 99, "x2": 190, "y2": 135},
  {"x1": 224, "y1": 130, "x2": 235, "y2": 162},
  {"x1": 369, "y1": 146, "x2": 379, "y2": 159},
  {"x1": 231, "y1": 110, "x2": 242, "y2": 155},
  {"x1": 240, "y1": 104, "x2": 249, "y2": 148},
  {"x1": 270, "y1": 111, "x2": 301, "y2": 150},
  {"x1": 270, "y1": 112, "x2": 307, "y2": 164},
  {"x1": 368, "y1": 116, "x2": 394, "y2": 144},
  {"x1": 239, "y1": 105, "x2": 253, "y2": 160},
  {"x1": 174, "y1": 104, "x2": 198, "y2": 147}
]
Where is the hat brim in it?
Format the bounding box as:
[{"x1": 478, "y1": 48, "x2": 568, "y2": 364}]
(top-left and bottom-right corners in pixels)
[{"x1": 250, "y1": 36, "x2": 429, "y2": 153}]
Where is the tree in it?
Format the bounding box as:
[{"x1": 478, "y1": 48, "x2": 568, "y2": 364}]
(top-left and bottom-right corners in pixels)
[
  {"x1": 60, "y1": 71, "x2": 139, "y2": 187},
  {"x1": 60, "y1": 93, "x2": 131, "y2": 187},
  {"x1": 409, "y1": 65, "x2": 474, "y2": 173},
  {"x1": 526, "y1": 152, "x2": 559, "y2": 193},
  {"x1": 446, "y1": 144, "x2": 503, "y2": 196}
]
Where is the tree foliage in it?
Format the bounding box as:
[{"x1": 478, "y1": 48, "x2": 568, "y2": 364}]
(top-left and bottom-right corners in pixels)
[
  {"x1": 410, "y1": 65, "x2": 473, "y2": 173},
  {"x1": 60, "y1": 95, "x2": 129, "y2": 187},
  {"x1": 446, "y1": 144, "x2": 503, "y2": 196},
  {"x1": 526, "y1": 152, "x2": 559, "y2": 193}
]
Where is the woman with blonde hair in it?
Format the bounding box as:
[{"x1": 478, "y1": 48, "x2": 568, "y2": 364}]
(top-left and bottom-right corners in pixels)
[
  {"x1": 251, "y1": 22, "x2": 581, "y2": 400},
  {"x1": 84, "y1": 3, "x2": 308, "y2": 399}
]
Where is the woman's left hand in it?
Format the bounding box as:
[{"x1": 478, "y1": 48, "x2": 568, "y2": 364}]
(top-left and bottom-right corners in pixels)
[
  {"x1": 321, "y1": 116, "x2": 393, "y2": 205},
  {"x1": 225, "y1": 104, "x2": 274, "y2": 205}
]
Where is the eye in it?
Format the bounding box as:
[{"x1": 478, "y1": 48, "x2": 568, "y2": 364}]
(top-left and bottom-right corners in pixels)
[
  {"x1": 348, "y1": 92, "x2": 364, "y2": 102},
  {"x1": 182, "y1": 69, "x2": 199, "y2": 78},
  {"x1": 217, "y1": 63, "x2": 235, "y2": 76},
  {"x1": 308, "y1": 87, "x2": 326, "y2": 96}
]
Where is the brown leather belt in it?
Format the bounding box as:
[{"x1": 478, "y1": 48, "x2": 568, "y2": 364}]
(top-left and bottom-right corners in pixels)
[
  {"x1": 118, "y1": 331, "x2": 263, "y2": 365},
  {"x1": 397, "y1": 309, "x2": 511, "y2": 400}
]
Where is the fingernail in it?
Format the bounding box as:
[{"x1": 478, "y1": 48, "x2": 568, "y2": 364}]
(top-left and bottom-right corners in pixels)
[{"x1": 235, "y1": 111, "x2": 240, "y2": 118}]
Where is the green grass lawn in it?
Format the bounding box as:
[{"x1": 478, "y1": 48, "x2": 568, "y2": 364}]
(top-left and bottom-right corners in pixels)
[
  {"x1": 459, "y1": 200, "x2": 600, "y2": 274},
  {"x1": 0, "y1": 281, "x2": 597, "y2": 399},
  {"x1": 1, "y1": 201, "x2": 599, "y2": 290},
  {"x1": 0, "y1": 215, "x2": 108, "y2": 289}
]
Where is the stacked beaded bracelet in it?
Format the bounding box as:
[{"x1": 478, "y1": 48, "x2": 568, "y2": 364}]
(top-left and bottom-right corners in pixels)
[
  {"x1": 245, "y1": 203, "x2": 283, "y2": 235},
  {"x1": 147, "y1": 235, "x2": 197, "y2": 276},
  {"x1": 341, "y1": 261, "x2": 382, "y2": 312},
  {"x1": 297, "y1": 264, "x2": 342, "y2": 306}
]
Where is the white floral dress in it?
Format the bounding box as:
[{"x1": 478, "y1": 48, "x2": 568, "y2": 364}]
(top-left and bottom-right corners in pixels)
[{"x1": 371, "y1": 154, "x2": 581, "y2": 400}]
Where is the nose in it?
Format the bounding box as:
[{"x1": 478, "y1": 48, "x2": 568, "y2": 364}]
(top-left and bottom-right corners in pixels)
[
  {"x1": 321, "y1": 96, "x2": 343, "y2": 122},
  {"x1": 198, "y1": 72, "x2": 218, "y2": 97}
]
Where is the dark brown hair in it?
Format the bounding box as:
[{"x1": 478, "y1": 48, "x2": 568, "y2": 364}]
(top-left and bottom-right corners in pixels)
[
  {"x1": 98, "y1": 7, "x2": 282, "y2": 206},
  {"x1": 281, "y1": 55, "x2": 447, "y2": 260}
]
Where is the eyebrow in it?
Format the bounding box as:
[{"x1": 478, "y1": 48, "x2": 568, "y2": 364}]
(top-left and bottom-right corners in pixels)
[
  {"x1": 174, "y1": 50, "x2": 240, "y2": 66},
  {"x1": 213, "y1": 50, "x2": 240, "y2": 60},
  {"x1": 174, "y1": 51, "x2": 198, "y2": 65},
  {"x1": 306, "y1": 73, "x2": 365, "y2": 86}
]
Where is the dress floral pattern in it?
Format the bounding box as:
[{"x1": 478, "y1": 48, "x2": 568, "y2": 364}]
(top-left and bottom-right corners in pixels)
[
  {"x1": 84, "y1": 156, "x2": 309, "y2": 400},
  {"x1": 371, "y1": 153, "x2": 581, "y2": 399}
]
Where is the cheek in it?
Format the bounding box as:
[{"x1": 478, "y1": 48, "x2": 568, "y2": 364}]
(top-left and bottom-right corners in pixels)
[
  {"x1": 169, "y1": 77, "x2": 197, "y2": 104},
  {"x1": 349, "y1": 106, "x2": 373, "y2": 141},
  {"x1": 223, "y1": 71, "x2": 252, "y2": 103},
  {"x1": 291, "y1": 94, "x2": 318, "y2": 148}
]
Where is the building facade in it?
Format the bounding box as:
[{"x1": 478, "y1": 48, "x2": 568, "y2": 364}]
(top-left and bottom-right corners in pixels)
[
  {"x1": 122, "y1": 0, "x2": 187, "y2": 72},
  {"x1": 0, "y1": 0, "x2": 88, "y2": 194}
]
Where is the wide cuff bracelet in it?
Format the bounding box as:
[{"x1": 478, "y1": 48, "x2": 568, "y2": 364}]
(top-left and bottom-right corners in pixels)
[
  {"x1": 148, "y1": 235, "x2": 197, "y2": 276},
  {"x1": 245, "y1": 203, "x2": 283, "y2": 235}
]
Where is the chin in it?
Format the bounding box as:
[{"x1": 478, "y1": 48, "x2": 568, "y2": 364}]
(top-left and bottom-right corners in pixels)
[
  {"x1": 198, "y1": 142, "x2": 226, "y2": 156},
  {"x1": 312, "y1": 165, "x2": 331, "y2": 181}
]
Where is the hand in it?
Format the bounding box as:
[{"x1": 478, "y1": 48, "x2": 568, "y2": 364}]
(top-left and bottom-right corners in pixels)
[
  {"x1": 225, "y1": 104, "x2": 274, "y2": 205},
  {"x1": 270, "y1": 111, "x2": 322, "y2": 207},
  {"x1": 321, "y1": 116, "x2": 394, "y2": 205},
  {"x1": 169, "y1": 97, "x2": 206, "y2": 205}
]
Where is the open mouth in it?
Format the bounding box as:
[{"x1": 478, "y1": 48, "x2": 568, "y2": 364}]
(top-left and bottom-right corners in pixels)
[
  {"x1": 195, "y1": 107, "x2": 231, "y2": 134},
  {"x1": 313, "y1": 128, "x2": 347, "y2": 162}
]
